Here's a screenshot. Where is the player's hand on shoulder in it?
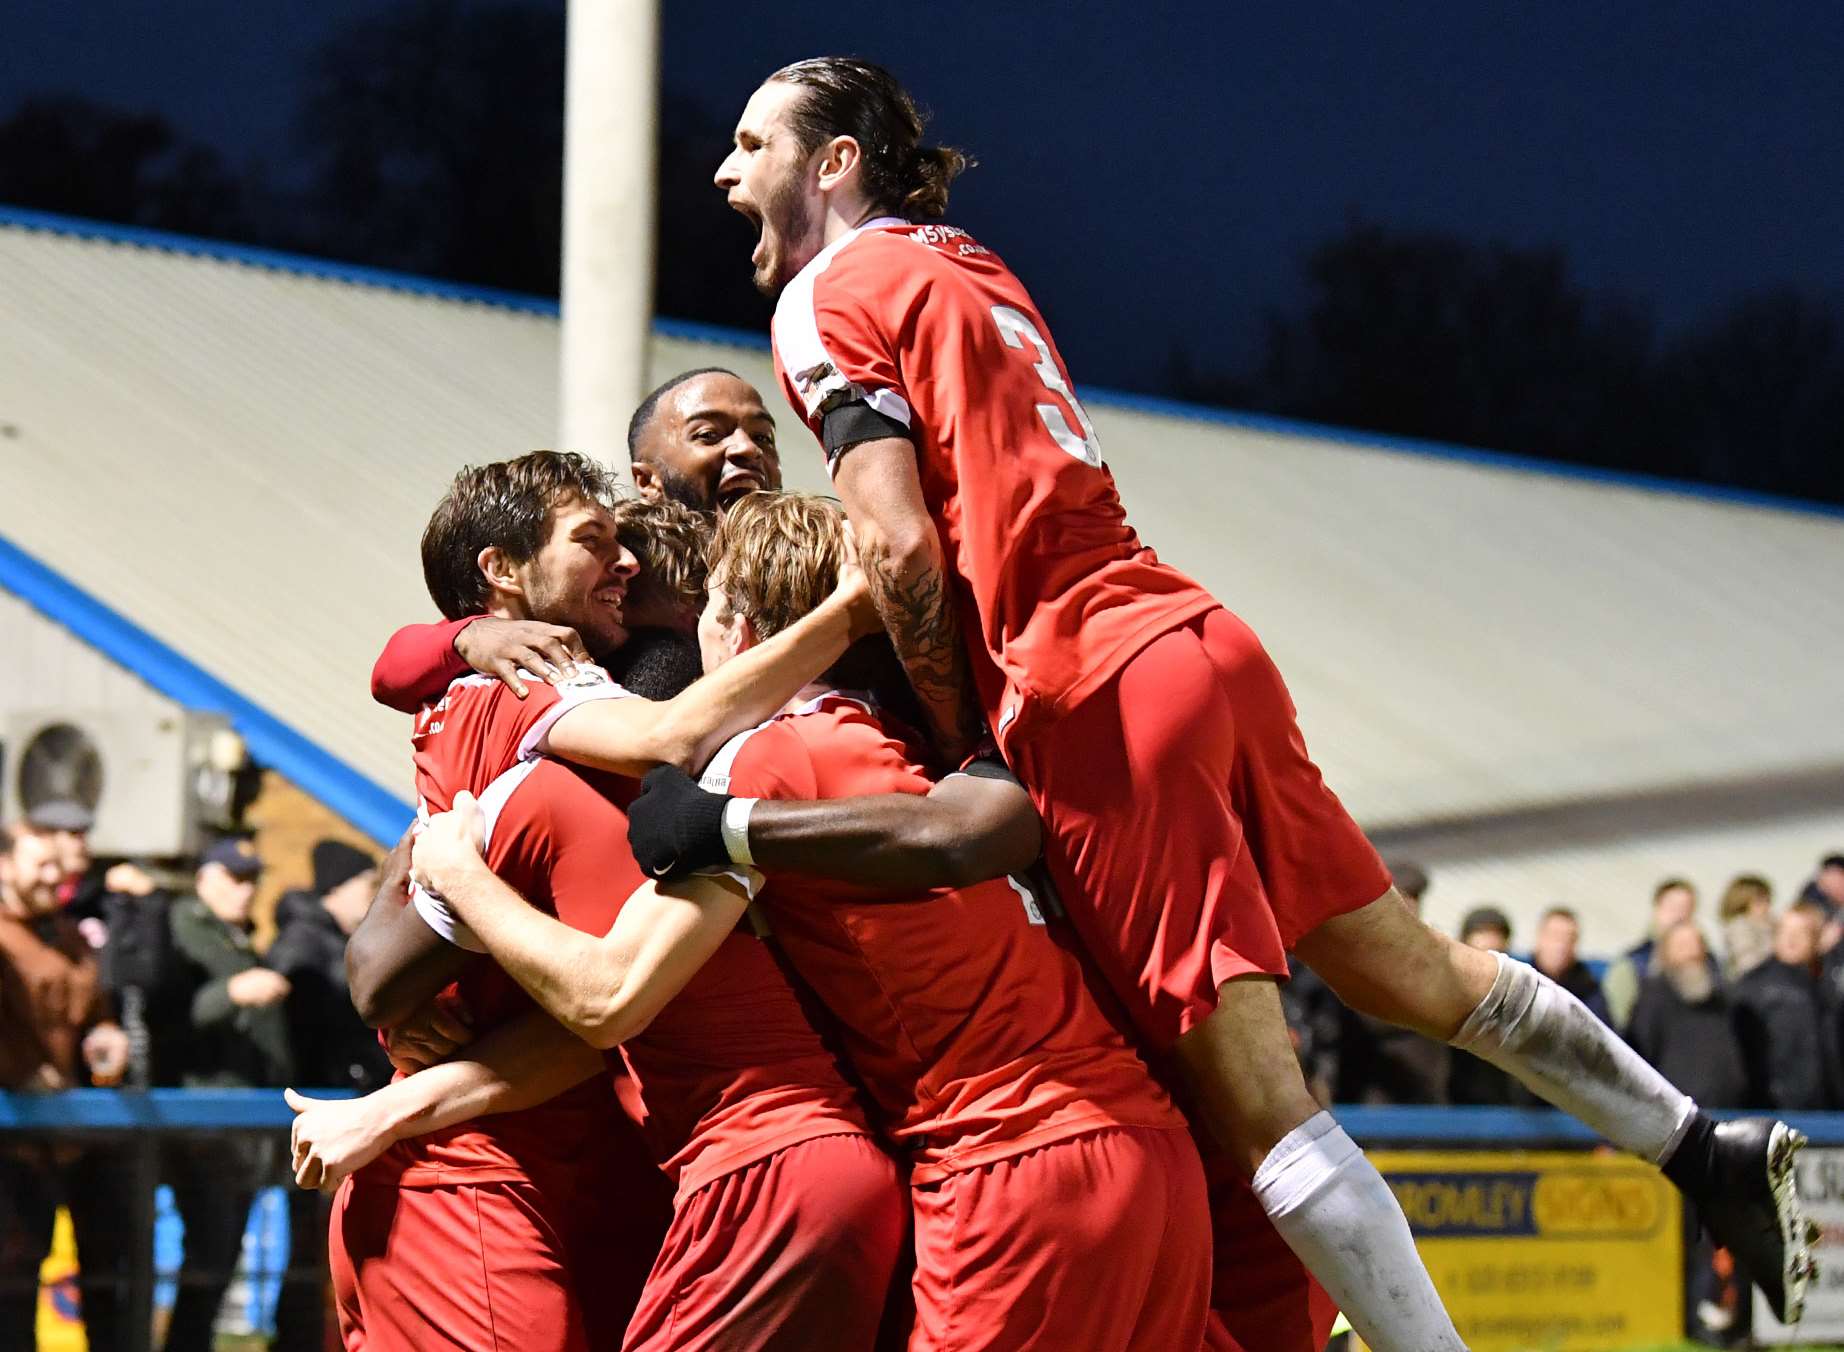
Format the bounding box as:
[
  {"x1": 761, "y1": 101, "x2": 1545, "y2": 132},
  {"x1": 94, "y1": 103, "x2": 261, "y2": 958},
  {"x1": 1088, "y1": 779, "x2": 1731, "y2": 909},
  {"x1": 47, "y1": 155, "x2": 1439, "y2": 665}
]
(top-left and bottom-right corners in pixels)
[
  {"x1": 286, "y1": 1087, "x2": 396, "y2": 1194},
  {"x1": 455, "y1": 617, "x2": 590, "y2": 700},
  {"x1": 410, "y1": 792, "x2": 488, "y2": 896},
  {"x1": 628, "y1": 765, "x2": 732, "y2": 881}
]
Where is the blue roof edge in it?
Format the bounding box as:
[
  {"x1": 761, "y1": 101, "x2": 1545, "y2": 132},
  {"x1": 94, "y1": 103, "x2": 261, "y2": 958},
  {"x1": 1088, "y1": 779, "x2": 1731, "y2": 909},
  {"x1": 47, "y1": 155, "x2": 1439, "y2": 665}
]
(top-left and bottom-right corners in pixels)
[
  {"x1": 0, "y1": 531, "x2": 414, "y2": 847},
  {"x1": 5, "y1": 203, "x2": 1841, "y2": 524}
]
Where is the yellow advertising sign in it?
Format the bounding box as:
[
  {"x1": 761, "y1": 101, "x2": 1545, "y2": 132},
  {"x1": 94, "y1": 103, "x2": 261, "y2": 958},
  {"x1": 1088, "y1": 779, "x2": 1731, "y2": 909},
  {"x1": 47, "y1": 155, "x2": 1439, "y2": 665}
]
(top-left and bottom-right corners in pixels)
[{"x1": 1372, "y1": 1150, "x2": 1682, "y2": 1351}]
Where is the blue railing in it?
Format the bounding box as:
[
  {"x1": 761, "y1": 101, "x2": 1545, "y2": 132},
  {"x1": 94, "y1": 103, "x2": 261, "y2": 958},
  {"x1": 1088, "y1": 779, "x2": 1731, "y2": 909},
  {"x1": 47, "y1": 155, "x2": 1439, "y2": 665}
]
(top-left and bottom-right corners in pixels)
[
  {"x1": 0, "y1": 1086, "x2": 349, "y2": 1131},
  {"x1": 7, "y1": 1089, "x2": 1844, "y2": 1144}
]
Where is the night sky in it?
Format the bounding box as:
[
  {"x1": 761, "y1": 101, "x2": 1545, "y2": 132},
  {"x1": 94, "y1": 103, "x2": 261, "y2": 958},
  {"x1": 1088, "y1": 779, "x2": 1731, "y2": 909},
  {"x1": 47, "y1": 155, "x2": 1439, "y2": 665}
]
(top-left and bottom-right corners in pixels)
[{"x1": 10, "y1": 0, "x2": 1843, "y2": 393}]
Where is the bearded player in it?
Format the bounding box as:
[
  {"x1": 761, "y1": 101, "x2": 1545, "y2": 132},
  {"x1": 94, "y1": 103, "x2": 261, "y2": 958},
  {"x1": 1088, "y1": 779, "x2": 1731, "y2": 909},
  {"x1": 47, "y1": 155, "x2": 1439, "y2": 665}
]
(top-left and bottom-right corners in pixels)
[{"x1": 711, "y1": 56, "x2": 1815, "y2": 1350}]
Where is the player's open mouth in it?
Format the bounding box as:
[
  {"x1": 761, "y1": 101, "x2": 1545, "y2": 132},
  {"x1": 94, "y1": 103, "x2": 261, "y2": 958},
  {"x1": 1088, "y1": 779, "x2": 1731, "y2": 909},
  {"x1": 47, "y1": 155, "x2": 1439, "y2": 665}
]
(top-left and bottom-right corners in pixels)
[
  {"x1": 729, "y1": 196, "x2": 765, "y2": 263},
  {"x1": 718, "y1": 469, "x2": 764, "y2": 504},
  {"x1": 594, "y1": 582, "x2": 627, "y2": 617}
]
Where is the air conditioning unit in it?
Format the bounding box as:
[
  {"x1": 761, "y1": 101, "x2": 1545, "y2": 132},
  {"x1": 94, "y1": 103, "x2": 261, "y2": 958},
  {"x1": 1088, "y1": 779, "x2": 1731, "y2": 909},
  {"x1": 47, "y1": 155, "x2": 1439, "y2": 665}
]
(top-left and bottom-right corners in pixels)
[{"x1": 2, "y1": 709, "x2": 240, "y2": 856}]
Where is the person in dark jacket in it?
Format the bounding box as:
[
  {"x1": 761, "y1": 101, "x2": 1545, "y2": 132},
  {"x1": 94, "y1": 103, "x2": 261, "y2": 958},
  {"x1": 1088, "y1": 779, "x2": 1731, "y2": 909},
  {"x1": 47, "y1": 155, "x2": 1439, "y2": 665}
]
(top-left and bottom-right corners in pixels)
[
  {"x1": 1448, "y1": 907, "x2": 1538, "y2": 1107},
  {"x1": 1530, "y1": 906, "x2": 1611, "y2": 1025},
  {"x1": 163, "y1": 837, "x2": 293, "y2": 1352},
  {"x1": 1733, "y1": 906, "x2": 1839, "y2": 1111},
  {"x1": 267, "y1": 840, "x2": 389, "y2": 1095},
  {"x1": 265, "y1": 839, "x2": 389, "y2": 1352},
  {"x1": 1626, "y1": 920, "x2": 1753, "y2": 1341},
  {"x1": 1798, "y1": 853, "x2": 1844, "y2": 920},
  {"x1": 1626, "y1": 922, "x2": 1749, "y2": 1107},
  {"x1": 1285, "y1": 862, "x2": 1450, "y2": 1107}
]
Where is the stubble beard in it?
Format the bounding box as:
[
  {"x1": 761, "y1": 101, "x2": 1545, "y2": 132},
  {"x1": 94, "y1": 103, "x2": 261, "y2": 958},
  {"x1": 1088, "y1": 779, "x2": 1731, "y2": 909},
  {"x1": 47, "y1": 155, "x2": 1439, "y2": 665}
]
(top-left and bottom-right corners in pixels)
[
  {"x1": 754, "y1": 177, "x2": 818, "y2": 297},
  {"x1": 1665, "y1": 963, "x2": 1716, "y2": 1005},
  {"x1": 527, "y1": 572, "x2": 628, "y2": 667},
  {"x1": 652, "y1": 464, "x2": 717, "y2": 515}
]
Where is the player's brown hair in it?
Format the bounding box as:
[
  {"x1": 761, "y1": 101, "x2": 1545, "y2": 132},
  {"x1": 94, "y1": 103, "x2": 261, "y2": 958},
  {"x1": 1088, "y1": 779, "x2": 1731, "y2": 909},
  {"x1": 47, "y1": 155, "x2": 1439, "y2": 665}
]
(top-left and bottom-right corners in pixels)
[
  {"x1": 1719, "y1": 874, "x2": 1773, "y2": 922},
  {"x1": 707, "y1": 491, "x2": 845, "y2": 640},
  {"x1": 769, "y1": 57, "x2": 970, "y2": 219},
  {"x1": 421, "y1": 451, "x2": 623, "y2": 621},
  {"x1": 708, "y1": 491, "x2": 926, "y2": 729},
  {"x1": 613, "y1": 497, "x2": 712, "y2": 620}
]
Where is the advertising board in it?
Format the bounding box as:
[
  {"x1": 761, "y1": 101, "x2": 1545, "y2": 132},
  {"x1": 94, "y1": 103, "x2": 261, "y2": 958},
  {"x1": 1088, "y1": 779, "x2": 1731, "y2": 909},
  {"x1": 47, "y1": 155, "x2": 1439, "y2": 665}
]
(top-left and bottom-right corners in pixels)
[{"x1": 1372, "y1": 1149, "x2": 1683, "y2": 1351}]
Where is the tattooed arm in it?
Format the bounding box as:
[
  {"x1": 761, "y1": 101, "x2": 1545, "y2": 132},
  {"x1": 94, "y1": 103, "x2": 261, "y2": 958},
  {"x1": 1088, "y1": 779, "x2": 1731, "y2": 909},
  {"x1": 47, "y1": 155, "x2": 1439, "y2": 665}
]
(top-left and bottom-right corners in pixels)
[{"x1": 830, "y1": 434, "x2": 983, "y2": 765}]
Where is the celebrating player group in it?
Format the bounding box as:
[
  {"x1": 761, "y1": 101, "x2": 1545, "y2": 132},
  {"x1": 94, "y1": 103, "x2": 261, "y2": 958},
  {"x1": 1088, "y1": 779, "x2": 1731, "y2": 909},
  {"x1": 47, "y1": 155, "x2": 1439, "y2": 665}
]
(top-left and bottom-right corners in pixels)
[{"x1": 288, "y1": 57, "x2": 1817, "y2": 1352}]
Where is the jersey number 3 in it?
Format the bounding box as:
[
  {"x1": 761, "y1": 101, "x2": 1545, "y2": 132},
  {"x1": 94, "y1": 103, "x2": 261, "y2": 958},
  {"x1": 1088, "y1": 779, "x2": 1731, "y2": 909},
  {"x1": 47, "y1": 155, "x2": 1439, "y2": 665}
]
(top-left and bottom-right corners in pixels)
[{"x1": 990, "y1": 305, "x2": 1103, "y2": 467}]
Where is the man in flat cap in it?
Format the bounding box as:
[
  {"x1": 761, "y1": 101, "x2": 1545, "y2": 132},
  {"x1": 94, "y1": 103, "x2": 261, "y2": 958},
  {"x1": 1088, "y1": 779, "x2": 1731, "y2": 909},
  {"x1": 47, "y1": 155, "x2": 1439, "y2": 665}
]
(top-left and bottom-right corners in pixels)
[{"x1": 163, "y1": 836, "x2": 294, "y2": 1352}]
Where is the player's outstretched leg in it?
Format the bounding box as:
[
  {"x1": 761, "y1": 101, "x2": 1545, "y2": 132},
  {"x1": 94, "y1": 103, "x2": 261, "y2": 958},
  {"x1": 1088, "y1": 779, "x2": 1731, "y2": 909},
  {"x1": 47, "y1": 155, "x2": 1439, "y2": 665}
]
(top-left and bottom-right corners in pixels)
[
  {"x1": 1174, "y1": 977, "x2": 1468, "y2": 1352},
  {"x1": 1295, "y1": 891, "x2": 1820, "y2": 1325}
]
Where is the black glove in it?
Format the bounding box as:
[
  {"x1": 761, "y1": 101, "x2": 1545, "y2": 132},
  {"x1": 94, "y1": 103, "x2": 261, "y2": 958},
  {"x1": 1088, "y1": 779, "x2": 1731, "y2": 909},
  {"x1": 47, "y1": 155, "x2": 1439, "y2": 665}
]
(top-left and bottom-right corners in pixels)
[{"x1": 627, "y1": 765, "x2": 732, "y2": 880}]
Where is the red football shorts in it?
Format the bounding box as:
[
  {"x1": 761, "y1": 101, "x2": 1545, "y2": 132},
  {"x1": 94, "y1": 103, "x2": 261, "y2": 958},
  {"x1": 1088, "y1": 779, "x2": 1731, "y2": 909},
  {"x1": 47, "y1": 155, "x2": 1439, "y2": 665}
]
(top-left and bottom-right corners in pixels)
[
  {"x1": 908, "y1": 1125, "x2": 1211, "y2": 1352},
  {"x1": 622, "y1": 1133, "x2": 907, "y2": 1352},
  {"x1": 330, "y1": 1174, "x2": 588, "y2": 1352},
  {"x1": 1011, "y1": 605, "x2": 1391, "y2": 1046}
]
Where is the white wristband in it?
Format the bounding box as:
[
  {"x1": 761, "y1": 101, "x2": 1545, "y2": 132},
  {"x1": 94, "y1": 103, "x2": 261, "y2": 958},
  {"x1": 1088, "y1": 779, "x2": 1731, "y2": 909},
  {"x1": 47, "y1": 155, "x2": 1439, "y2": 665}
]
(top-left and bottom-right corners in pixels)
[{"x1": 720, "y1": 796, "x2": 758, "y2": 867}]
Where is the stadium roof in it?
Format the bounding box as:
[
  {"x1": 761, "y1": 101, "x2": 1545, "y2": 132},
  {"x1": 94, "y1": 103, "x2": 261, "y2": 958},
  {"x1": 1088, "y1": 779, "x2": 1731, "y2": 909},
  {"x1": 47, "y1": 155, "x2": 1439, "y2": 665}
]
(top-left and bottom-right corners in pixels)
[{"x1": 2, "y1": 207, "x2": 1839, "y2": 948}]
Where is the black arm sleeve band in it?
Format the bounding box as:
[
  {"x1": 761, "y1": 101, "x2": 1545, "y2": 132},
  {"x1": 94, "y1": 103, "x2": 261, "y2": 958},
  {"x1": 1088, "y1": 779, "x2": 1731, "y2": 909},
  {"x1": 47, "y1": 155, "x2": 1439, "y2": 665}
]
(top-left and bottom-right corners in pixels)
[{"x1": 822, "y1": 398, "x2": 910, "y2": 465}]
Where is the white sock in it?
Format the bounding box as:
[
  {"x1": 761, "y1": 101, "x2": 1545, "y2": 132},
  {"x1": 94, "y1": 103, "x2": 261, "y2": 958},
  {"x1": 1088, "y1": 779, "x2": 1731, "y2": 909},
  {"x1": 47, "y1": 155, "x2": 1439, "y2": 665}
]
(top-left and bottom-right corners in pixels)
[
  {"x1": 1451, "y1": 950, "x2": 1695, "y2": 1163},
  {"x1": 1253, "y1": 1112, "x2": 1467, "y2": 1352}
]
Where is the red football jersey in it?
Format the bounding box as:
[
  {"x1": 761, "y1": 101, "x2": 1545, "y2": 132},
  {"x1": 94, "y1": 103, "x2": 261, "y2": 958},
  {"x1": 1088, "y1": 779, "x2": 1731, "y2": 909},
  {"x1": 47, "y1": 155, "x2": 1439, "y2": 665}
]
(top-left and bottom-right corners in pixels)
[
  {"x1": 371, "y1": 666, "x2": 638, "y2": 1186},
  {"x1": 772, "y1": 219, "x2": 1217, "y2": 743},
  {"x1": 401, "y1": 663, "x2": 871, "y2": 1199},
  {"x1": 704, "y1": 693, "x2": 1182, "y2": 1184},
  {"x1": 471, "y1": 751, "x2": 873, "y2": 1199}
]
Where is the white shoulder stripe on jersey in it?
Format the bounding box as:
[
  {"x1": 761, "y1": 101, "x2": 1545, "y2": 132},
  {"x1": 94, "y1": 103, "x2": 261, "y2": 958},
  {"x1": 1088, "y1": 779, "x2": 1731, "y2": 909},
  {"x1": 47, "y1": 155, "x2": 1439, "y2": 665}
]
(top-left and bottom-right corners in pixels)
[
  {"x1": 696, "y1": 690, "x2": 869, "y2": 793},
  {"x1": 516, "y1": 665, "x2": 637, "y2": 763},
  {"x1": 700, "y1": 690, "x2": 876, "y2": 796},
  {"x1": 410, "y1": 757, "x2": 541, "y2": 953},
  {"x1": 773, "y1": 219, "x2": 913, "y2": 430},
  {"x1": 698, "y1": 721, "x2": 770, "y2": 796}
]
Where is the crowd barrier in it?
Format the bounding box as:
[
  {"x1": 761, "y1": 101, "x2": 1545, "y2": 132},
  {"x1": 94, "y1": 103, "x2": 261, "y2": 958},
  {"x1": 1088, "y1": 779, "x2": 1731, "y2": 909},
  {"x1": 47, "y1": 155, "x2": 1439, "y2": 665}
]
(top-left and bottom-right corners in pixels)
[
  {"x1": 0, "y1": 1088, "x2": 353, "y2": 1351},
  {"x1": 6, "y1": 1093, "x2": 1844, "y2": 1351}
]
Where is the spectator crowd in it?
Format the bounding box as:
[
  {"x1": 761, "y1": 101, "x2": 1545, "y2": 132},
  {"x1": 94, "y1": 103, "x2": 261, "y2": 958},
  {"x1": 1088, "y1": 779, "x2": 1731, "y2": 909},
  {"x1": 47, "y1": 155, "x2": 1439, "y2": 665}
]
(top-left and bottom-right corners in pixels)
[
  {"x1": 1286, "y1": 853, "x2": 1844, "y2": 1114},
  {"x1": 0, "y1": 798, "x2": 387, "y2": 1352}
]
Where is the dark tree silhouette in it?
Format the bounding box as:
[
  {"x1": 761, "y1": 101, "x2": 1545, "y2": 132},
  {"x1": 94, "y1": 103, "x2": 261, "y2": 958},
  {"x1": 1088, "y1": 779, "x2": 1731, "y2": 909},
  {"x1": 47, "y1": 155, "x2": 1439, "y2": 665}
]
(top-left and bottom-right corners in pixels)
[
  {"x1": 293, "y1": 0, "x2": 566, "y2": 294},
  {"x1": 0, "y1": 96, "x2": 247, "y2": 236},
  {"x1": 1177, "y1": 217, "x2": 1844, "y2": 506},
  {"x1": 1253, "y1": 218, "x2": 1653, "y2": 465},
  {"x1": 292, "y1": 2, "x2": 769, "y2": 329},
  {"x1": 1651, "y1": 290, "x2": 1844, "y2": 501}
]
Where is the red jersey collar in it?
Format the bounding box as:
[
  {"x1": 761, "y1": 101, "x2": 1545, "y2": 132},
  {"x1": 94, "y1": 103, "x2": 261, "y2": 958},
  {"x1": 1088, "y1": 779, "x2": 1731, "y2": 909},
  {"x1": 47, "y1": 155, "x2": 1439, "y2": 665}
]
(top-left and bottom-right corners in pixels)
[{"x1": 793, "y1": 215, "x2": 911, "y2": 287}]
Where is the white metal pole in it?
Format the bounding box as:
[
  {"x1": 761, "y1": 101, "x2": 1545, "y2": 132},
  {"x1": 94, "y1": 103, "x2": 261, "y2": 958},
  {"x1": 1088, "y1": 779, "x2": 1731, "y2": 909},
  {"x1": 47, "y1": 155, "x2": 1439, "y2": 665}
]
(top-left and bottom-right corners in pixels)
[{"x1": 559, "y1": 0, "x2": 659, "y2": 474}]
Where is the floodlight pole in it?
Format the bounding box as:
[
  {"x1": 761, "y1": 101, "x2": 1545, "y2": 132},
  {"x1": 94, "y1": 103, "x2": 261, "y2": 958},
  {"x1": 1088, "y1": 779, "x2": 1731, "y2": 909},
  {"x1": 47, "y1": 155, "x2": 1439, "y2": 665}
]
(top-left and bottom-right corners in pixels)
[{"x1": 559, "y1": 0, "x2": 659, "y2": 474}]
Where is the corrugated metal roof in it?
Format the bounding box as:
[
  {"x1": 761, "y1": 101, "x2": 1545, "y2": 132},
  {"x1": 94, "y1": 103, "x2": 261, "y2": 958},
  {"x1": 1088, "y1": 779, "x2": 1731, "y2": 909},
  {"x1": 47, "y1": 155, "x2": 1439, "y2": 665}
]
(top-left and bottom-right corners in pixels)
[{"x1": 2, "y1": 211, "x2": 1839, "y2": 935}]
